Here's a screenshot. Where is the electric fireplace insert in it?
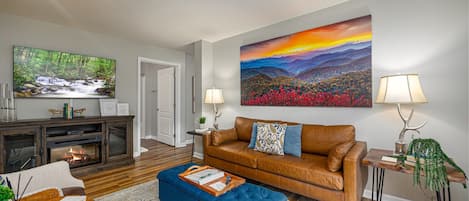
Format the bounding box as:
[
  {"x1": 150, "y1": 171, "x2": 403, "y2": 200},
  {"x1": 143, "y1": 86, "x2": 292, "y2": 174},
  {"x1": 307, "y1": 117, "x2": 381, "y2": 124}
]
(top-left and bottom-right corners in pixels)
[{"x1": 46, "y1": 132, "x2": 102, "y2": 168}]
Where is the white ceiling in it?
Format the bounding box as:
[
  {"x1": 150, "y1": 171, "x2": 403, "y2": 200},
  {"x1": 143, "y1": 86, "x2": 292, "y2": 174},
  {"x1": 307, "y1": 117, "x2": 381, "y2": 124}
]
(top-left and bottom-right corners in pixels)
[{"x1": 0, "y1": 0, "x2": 348, "y2": 49}]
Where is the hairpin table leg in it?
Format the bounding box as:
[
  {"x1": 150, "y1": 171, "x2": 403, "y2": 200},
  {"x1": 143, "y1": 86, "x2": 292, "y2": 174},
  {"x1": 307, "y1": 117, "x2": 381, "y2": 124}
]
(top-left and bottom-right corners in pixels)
[{"x1": 371, "y1": 167, "x2": 385, "y2": 201}]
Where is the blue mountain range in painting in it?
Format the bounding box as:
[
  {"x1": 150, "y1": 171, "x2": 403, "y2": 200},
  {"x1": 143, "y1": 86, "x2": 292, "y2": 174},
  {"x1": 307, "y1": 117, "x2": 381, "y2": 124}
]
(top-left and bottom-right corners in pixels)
[{"x1": 241, "y1": 41, "x2": 371, "y2": 82}]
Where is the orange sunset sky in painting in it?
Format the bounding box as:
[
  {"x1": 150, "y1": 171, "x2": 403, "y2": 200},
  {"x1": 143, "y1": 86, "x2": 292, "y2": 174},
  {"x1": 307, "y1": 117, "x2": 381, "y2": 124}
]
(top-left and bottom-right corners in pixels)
[{"x1": 241, "y1": 15, "x2": 372, "y2": 62}]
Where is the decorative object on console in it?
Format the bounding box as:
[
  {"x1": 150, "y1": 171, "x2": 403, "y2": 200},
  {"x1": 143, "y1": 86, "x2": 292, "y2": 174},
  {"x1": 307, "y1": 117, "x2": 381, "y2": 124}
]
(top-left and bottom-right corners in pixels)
[
  {"x1": 63, "y1": 103, "x2": 73, "y2": 119},
  {"x1": 99, "y1": 99, "x2": 117, "y2": 116},
  {"x1": 48, "y1": 108, "x2": 86, "y2": 118},
  {"x1": 204, "y1": 88, "x2": 224, "y2": 129},
  {"x1": 117, "y1": 103, "x2": 129, "y2": 116},
  {"x1": 240, "y1": 15, "x2": 372, "y2": 107},
  {"x1": 406, "y1": 138, "x2": 467, "y2": 191},
  {"x1": 0, "y1": 83, "x2": 17, "y2": 122},
  {"x1": 13, "y1": 46, "x2": 116, "y2": 98},
  {"x1": 73, "y1": 108, "x2": 86, "y2": 117},
  {"x1": 376, "y1": 74, "x2": 427, "y2": 155}
]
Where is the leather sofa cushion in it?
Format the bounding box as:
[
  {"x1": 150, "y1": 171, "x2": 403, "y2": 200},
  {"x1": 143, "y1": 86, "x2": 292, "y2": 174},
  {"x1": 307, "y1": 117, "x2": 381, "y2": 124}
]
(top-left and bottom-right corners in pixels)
[
  {"x1": 212, "y1": 128, "x2": 238, "y2": 146},
  {"x1": 301, "y1": 124, "x2": 355, "y2": 155},
  {"x1": 327, "y1": 141, "x2": 356, "y2": 172},
  {"x1": 257, "y1": 153, "x2": 344, "y2": 190},
  {"x1": 235, "y1": 117, "x2": 279, "y2": 142},
  {"x1": 206, "y1": 141, "x2": 268, "y2": 168}
]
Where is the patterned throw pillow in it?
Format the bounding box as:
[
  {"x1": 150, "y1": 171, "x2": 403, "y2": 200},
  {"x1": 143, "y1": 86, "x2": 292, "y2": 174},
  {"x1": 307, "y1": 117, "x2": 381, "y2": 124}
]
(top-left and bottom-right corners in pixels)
[{"x1": 254, "y1": 123, "x2": 287, "y2": 155}]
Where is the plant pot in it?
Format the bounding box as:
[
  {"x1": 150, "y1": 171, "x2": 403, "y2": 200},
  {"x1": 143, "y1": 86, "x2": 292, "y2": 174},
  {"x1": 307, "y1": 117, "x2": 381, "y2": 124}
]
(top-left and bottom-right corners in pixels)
[{"x1": 199, "y1": 123, "x2": 206, "y2": 129}]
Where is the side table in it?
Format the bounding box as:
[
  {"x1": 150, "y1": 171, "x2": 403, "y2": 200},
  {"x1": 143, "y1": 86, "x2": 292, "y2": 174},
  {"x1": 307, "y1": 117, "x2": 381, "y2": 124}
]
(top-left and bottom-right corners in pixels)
[
  {"x1": 362, "y1": 148, "x2": 466, "y2": 201},
  {"x1": 186, "y1": 130, "x2": 206, "y2": 163}
]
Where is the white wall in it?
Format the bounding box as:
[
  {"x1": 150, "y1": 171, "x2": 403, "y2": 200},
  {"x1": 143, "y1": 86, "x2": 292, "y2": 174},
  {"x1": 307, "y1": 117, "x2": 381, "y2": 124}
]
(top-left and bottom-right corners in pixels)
[
  {"x1": 193, "y1": 40, "x2": 214, "y2": 155},
  {"x1": 209, "y1": 0, "x2": 468, "y2": 200},
  {"x1": 0, "y1": 13, "x2": 188, "y2": 155}
]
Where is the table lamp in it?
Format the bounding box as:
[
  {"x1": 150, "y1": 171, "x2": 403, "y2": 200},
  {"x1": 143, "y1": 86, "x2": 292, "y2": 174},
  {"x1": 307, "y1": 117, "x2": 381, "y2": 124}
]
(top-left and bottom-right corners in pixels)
[
  {"x1": 204, "y1": 88, "x2": 224, "y2": 130},
  {"x1": 376, "y1": 74, "x2": 427, "y2": 155}
]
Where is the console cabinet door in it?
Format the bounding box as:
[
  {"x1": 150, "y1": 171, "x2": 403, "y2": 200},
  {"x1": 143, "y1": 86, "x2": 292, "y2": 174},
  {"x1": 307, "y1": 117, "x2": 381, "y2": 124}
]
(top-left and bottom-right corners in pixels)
[
  {"x1": 106, "y1": 121, "x2": 132, "y2": 162},
  {"x1": 0, "y1": 127, "x2": 41, "y2": 173}
]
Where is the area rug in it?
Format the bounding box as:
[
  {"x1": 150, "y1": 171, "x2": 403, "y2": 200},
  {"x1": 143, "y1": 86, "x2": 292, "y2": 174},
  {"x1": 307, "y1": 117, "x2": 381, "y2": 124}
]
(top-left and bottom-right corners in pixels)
[
  {"x1": 94, "y1": 179, "x2": 319, "y2": 201},
  {"x1": 94, "y1": 180, "x2": 158, "y2": 201}
]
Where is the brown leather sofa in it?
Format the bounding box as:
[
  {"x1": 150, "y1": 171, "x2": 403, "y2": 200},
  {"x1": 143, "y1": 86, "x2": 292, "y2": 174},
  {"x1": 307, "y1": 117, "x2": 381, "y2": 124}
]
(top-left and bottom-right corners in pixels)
[{"x1": 203, "y1": 117, "x2": 368, "y2": 201}]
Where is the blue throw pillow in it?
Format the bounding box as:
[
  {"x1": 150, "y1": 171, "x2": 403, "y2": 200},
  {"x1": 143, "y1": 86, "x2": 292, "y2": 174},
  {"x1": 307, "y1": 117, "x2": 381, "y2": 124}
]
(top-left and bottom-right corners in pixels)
[
  {"x1": 248, "y1": 123, "x2": 258, "y2": 149},
  {"x1": 284, "y1": 124, "x2": 302, "y2": 157}
]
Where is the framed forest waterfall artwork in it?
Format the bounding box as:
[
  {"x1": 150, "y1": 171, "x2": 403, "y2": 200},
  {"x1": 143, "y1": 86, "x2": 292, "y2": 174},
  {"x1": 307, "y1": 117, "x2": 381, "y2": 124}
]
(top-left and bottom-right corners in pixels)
[{"x1": 240, "y1": 15, "x2": 372, "y2": 107}]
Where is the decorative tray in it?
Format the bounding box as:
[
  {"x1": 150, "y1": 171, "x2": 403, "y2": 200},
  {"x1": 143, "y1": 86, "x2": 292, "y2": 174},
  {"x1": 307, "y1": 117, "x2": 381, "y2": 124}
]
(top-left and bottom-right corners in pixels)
[{"x1": 178, "y1": 165, "x2": 245, "y2": 197}]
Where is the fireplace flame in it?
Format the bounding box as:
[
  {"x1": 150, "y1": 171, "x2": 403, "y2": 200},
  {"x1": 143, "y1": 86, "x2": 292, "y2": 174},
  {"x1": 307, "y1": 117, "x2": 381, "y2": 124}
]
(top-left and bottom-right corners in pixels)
[{"x1": 65, "y1": 147, "x2": 89, "y2": 163}]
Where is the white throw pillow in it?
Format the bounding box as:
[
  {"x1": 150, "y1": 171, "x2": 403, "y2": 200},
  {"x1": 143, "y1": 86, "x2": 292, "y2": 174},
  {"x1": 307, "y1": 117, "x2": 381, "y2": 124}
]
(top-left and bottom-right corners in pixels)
[{"x1": 254, "y1": 123, "x2": 287, "y2": 155}]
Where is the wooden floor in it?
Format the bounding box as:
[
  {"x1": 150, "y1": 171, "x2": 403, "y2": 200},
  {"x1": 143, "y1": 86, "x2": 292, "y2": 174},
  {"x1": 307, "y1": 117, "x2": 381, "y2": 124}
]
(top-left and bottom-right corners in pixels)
[
  {"x1": 81, "y1": 139, "x2": 198, "y2": 200},
  {"x1": 81, "y1": 139, "x2": 370, "y2": 201}
]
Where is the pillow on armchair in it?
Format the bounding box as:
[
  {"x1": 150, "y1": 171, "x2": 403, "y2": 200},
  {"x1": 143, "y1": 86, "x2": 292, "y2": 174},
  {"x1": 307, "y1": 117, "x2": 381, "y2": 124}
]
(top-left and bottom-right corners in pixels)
[{"x1": 254, "y1": 123, "x2": 287, "y2": 155}]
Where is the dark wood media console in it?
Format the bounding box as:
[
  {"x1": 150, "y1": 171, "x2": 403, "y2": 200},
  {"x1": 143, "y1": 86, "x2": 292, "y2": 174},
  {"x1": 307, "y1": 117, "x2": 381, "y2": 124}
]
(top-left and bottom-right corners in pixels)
[{"x1": 0, "y1": 115, "x2": 134, "y2": 176}]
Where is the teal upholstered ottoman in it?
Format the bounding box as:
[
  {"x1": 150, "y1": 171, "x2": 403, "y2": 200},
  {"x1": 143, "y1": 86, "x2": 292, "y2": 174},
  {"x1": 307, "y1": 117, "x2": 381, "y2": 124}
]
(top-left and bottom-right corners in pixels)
[{"x1": 157, "y1": 163, "x2": 287, "y2": 201}]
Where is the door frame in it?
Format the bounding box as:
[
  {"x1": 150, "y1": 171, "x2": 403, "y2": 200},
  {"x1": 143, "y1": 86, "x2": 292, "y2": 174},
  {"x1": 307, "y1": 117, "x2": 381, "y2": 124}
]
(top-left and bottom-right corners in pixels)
[{"x1": 137, "y1": 57, "x2": 183, "y2": 157}]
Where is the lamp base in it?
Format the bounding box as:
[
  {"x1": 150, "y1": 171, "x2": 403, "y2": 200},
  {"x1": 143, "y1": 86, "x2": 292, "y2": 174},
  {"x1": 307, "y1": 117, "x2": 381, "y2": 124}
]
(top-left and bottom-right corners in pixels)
[{"x1": 394, "y1": 140, "x2": 407, "y2": 155}]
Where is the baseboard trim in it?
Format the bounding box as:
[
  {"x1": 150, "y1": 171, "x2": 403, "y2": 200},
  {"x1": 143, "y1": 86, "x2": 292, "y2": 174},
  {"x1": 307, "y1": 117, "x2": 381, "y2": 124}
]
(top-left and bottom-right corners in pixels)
[
  {"x1": 363, "y1": 190, "x2": 410, "y2": 201},
  {"x1": 185, "y1": 139, "x2": 193, "y2": 144},
  {"x1": 133, "y1": 151, "x2": 140, "y2": 158},
  {"x1": 193, "y1": 152, "x2": 204, "y2": 159},
  {"x1": 142, "y1": 136, "x2": 158, "y2": 141}
]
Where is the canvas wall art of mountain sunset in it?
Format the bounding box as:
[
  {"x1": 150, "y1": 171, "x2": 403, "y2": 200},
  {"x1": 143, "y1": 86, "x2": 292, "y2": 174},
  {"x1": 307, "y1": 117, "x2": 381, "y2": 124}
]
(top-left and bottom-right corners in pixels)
[{"x1": 240, "y1": 15, "x2": 372, "y2": 107}]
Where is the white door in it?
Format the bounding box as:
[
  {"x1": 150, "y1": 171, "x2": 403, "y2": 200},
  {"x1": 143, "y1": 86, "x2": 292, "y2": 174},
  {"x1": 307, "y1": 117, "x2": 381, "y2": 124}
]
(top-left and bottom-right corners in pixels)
[{"x1": 156, "y1": 67, "x2": 175, "y2": 146}]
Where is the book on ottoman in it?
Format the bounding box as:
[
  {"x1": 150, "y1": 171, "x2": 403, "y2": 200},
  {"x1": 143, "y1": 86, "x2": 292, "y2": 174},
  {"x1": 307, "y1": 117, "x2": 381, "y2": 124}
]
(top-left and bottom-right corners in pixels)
[
  {"x1": 178, "y1": 165, "x2": 245, "y2": 197},
  {"x1": 184, "y1": 168, "x2": 224, "y2": 185}
]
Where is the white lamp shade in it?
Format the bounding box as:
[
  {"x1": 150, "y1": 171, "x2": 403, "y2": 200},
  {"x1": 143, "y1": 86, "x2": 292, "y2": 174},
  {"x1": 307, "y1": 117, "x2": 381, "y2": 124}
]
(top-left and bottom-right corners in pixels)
[
  {"x1": 204, "y1": 88, "x2": 224, "y2": 104},
  {"x1": 376, "y1": 74, "x2": 427, "y2": 104}
]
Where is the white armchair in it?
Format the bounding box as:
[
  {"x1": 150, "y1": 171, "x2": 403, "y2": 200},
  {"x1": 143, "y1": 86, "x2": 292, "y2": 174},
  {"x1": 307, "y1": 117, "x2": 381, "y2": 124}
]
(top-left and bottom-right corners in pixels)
[{"x1": 0, "y1": 161, "x2": 85, "y2": 199}]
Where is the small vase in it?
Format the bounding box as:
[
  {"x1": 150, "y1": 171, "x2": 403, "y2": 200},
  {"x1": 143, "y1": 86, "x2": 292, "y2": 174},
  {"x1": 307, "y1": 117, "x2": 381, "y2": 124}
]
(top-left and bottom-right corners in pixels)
[{"x1": 199, "y1": 123, "x2": 205, "y2": 129}]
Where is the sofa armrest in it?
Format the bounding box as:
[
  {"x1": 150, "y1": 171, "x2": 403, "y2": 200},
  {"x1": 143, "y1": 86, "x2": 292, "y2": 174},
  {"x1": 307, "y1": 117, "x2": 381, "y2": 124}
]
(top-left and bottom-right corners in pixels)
[
  {"x1": 203, "y1": 131, "x2": 212, "y2": 148},
  {"x1": 211, "y1": 128, "x2": 238, "y2": 146},
  {"x1": 343, "y1": 141, "x2": 368, "y2": 201}
]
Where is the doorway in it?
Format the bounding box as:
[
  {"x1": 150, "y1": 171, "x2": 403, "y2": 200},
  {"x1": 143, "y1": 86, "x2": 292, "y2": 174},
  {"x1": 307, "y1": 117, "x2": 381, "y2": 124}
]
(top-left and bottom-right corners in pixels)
[
  {"x1": 137, "y1": 57, "x2": 183, "y2": 157},
  {"x1": 141, "y1": 63, "x2": 175, "y2": 146}
]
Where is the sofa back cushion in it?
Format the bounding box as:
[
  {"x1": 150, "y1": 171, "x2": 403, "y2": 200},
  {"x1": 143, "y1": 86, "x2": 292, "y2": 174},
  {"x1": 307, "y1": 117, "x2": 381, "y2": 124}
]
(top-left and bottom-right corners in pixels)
[
  {"x1": 235, "y1": 117, "x2": 278, "y2": 142},
  {"x1": 235, "y1": 117, "x2": 355, "y2": 155},
  {"x1": 301, "y1": 124, "x2": 355, "y2": 155}
]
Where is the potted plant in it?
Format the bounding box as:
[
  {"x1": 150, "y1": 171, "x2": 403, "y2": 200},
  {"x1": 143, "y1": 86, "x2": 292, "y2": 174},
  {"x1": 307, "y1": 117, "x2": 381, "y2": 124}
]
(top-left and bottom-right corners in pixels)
[
  {"x1": 0, "y1": 185, "x2": 14, "y2": 201},
  {"x1": 199, "y1": 116, "x2": 206, "y2": 129},
  {"x1": 406, "y1": 138, "x2": 467, "y2": 191}
]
